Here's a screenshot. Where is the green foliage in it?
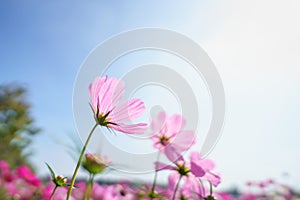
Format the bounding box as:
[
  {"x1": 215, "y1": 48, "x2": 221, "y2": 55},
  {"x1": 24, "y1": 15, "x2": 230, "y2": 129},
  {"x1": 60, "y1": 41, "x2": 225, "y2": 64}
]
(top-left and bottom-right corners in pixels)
[{"x1": 0, "y1": 83, "x2": 40, "y2": 169}]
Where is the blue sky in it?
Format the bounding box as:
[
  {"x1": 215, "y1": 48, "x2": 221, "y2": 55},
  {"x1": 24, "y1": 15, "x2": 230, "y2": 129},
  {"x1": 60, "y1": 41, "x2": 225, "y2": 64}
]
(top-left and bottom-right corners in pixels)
[{"x1": 1, "y1": 0, "x2": 300, "y2": 190}]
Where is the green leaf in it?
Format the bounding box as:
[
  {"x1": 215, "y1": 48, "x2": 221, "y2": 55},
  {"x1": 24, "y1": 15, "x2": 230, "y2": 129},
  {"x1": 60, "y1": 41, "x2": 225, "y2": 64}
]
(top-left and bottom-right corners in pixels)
[{"x1": 45, "y1": 163, "x2": 56, "y2": 180}]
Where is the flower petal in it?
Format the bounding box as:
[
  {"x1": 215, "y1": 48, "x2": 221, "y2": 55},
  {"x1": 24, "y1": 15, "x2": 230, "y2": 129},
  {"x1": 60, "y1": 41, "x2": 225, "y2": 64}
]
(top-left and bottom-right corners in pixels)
[
  {"x1": 190, "y1": 152, "x2": 215, "y2": 171},
  {"x1": 112, "y1": 123, "x2": 147, "y2": 134},
  {"x1": 205, "y1": 172, "x2": 221, "y2": 187},
  {"x1": 190, "y1": 160, "x2": 206, "y2": 177},
  {"x1": 98, "y1": 78, "x2": 124, "y2": 114},
  {"x1": 89, "y1": 76, "x2": 107, "y2": 112},
  {"x1": 155, "y1": 161, "x2": 175, "y2": 171},
  {"x1": 89, "y1": 76, "x2": 125, "y2": 115},
  {"x1": 150, "y1": 111, "x2": 167, "y2": 134},
  {"x1": 168, "y1": 172, "x2": 181, "y2": 191},
  {"x1": 167, "y1": 114, "x2": 186, "y2": 133},
  {"x1": 172, "y1": 130, "x2": 196, "y2": 152},
  {"x1": 164, "y1": 144, "x2": 184, "y2": 163},
  {"x1": 110, "y1": 98, "x2": 145, "y2": 123}
]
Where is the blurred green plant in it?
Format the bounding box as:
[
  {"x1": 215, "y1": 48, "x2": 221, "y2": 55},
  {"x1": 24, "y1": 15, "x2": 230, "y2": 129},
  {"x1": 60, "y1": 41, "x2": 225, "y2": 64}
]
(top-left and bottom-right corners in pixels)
[{"x1": 0, "y1": 83, "x2": 40, "y2": 169}]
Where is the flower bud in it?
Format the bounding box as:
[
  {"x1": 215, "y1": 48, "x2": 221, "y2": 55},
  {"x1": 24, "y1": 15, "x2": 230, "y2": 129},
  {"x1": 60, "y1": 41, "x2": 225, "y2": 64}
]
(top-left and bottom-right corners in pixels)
[
  {"x1": 82, "y1": 153, "x2": 109, "y2": 175},
  {"x1": 56, "y1": 175, "x2": 67, "y2": 184}
]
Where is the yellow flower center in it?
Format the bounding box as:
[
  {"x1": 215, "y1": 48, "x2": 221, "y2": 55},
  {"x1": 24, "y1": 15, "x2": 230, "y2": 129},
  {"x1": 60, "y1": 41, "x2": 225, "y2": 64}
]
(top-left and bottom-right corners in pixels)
[{"x1": 159, "y1": 135, "x2": 170, "y2": 146}]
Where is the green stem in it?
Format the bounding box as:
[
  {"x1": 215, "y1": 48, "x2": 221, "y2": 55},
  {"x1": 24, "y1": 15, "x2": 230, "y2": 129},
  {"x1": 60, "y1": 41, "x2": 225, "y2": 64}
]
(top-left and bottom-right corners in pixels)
[
  {"x1": 199, "y1": 179, "x2": 205, "y2": 198},
  {"x1": 49, "y1": 185, "x2": 58, "y2": 200},
  {"x1": 83, "y1": 174, "x2": 95, "y2": 200},
  {"x1": 66, "y1": 123, "x2": 98, "y2": 200},
  {"x1": 89, "y1": 174, "x2": 95, "y2": 199},
  {"x1": 172, "y1": 175, "x2": 182, "y2": 200},
  {"x1": 209, "y1": 182, "x2": 213, "y2": 196},
  {"x1": 150, "y1": 152, "x2": 161, "y2": 199}
]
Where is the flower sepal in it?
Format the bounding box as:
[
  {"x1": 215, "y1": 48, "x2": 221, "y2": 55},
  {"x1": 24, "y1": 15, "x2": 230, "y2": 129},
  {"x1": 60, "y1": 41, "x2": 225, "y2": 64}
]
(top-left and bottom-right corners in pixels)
[
  {"x1": 45, "y1": 163, "x2": 70, "y2": 187},
  {"x1": 204, "y1": 195, "x2": 216, "y2": 200}
]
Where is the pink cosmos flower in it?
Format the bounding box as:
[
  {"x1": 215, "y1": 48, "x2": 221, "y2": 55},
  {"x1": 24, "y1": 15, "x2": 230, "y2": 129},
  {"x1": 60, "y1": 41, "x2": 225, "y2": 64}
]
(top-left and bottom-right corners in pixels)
[
  {"x1": 89, "y1": 76, "x2": 147, "y2": 134},
  {"x1": 103, "y1": 183, "x2": 135, "y2": 200},
  {"x1": 92, "y1": 182, "x2": 107, "y2": 199},
  {"x1": 16, "y1": 165, "x2": 41, "y2": 187},
  {"x1": 43, "y1": 184, "x2": 55, "y2": 199},
  {"x1": 4, "y1": 178, "x2": 38, "y2": 199},
  {"x1": 239, "y1": 193, "x2": 257, "y2": 200},
  {"x1": 150, "y1": 111, "x2": 195, "y2": 159},
  {"x1": 43, "y1": 184, "x2": 69, "y2": 200},
  {"x1": 167, "y1": 171, "x2": 200, "y2": 199},
  {"x1": 0, "y1": 160, "x2": 13, "y2": 182},
  {"x1": 156, "y1": 151, "x2": 221, "y2": 199},
  {"x1": 155, "y1": 151, "x2": 218, "y2": 181},
  {"x1": 4, "y1": 181, "x2": 18, "y2": 197},
  {"x1": 215, "y1": 192, "x2": 234, "y2": 200},
  {"x1": 190, "y1": 152, "x2": 221, "y2": 187}
]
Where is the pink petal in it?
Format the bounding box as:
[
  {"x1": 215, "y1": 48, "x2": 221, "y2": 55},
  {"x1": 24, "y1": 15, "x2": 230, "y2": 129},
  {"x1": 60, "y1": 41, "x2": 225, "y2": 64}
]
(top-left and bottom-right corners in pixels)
[
  {"x1": 98, "y1": 78, "x2": 124, "y2": 114},
  {"x1": 190, "y1": 160, "x2": 206, "y2": 177},
  {"x1": 183, "y1": 177, "x2": 203, "y2": 196},
  {"x1": 172, "y1": 130, "x2": 196, "y2": 152},
  {"x1": 111, "y1": 98, "x2": 145, "y2": 123},
  {"x1": 168, "y1": 173, "x2": 181, "y2": 191},
  {"x1": 190, "y1": 152, "x2": 215, "y2": 171},
  {"x1": 150, "y1": 111, "x2": 167, "y2": 134},
  {"x1": 154, "y1": 161, "x2": 174, "y2": 171},
  {"x1": 200, "y1": 159, "x2": 215, "y2": 171},
  {"x1": 89, "y1": 76, "x2": 125, "y2": 115},
  {"x1": 167, "y1": 114, "x2": 186, "y2": 133},
  {"x1": 89, "y1": 76, "x2": 107, "y2": 111},
  {"x1": 112, "y1": 123, "x2": 147, "y2": 134},
  {"x1": 205, "y1": 172, "x2": 221, "y2": 187},
  {"x1": 164, "y1": 144, "x2": 184, "y2": 163},
  {"x1": 110, "y1": 80, "x2": 125, "y2": 106},
  {"x1": 189, "y1": 151, "x2": 201, "y2": 162},
  {"x1": 150, "y1": 135, "x2": 163, "y2": 149}
]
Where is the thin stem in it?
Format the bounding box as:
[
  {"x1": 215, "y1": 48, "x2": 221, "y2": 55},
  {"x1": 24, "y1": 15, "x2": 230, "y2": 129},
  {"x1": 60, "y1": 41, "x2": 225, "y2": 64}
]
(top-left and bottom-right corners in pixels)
[
  {"x1": 49, "y1": 185, "x2": 58, "y2": 200},
  {"x1": 66, "y1": 123, "x2": 98, "y2": 200},
  {"x1": 209, "y1": 182, "x2": 213, "y2": 196},
  {"x1": 199, "y1": 179, "x2": 205, "y2": 198},
  {"x1": 172, "y1": 175, "x2": 182, "y2": 200},
  {"x1": 90, "y1": 174, "x2": 95, "y2": 198},
  {"x1": 150, "y1": 152, "x2": 161, "y2": 199},
  {"x1": 88, "y1": 174, "x2": 95, "y2": 200},
  {"x1": 83, "y1": 174, "x2": 95, "y2": 200}
]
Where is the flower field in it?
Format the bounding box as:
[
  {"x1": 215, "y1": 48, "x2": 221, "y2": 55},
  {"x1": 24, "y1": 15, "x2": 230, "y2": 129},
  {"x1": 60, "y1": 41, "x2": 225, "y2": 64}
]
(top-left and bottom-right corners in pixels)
[
  {"x1": 1, "y1": 76, "x2": 299, "y2": 200},
  {"x1": 1, "y1": 159, "x2": 299, "y2": 200}
]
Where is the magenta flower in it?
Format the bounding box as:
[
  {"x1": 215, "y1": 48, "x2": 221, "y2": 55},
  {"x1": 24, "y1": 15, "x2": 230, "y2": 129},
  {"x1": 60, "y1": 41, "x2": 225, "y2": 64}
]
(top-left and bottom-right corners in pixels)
[
  {"x1": 91, "y1": 182, "x2": 106, "y2": 199},
  {"x1": 150, "y1": 111, "x2": 195, "y2": 158},
  {"x1": 16, "y1": 165, "x2": 41, "y2": 187},
  {"x1": 43, "y1": 184, "x2": 69, "y2": 200},
  {"x1": 89, "y1": 76, "x2": 147, "y2": 134},
  {"x1": 156, "y1": 151, "x2": 221, "y2": 199},
  {"x1": 215, "y1": 192, "x2": 234, "y2": 200},
  {"x1": 155, "y1": 151, "x2": 219, "y2": 181},
  {"x1": 190, "y1": 152, "x2": 221, "y2": 187},
  {"x1": 0, "y1": 160, "x2": 13, "y2": 182},
  {"x1": 168, "y1": 173, "x2": 209, "y2": 199},
  {"x1": 103, "y1": 183, "x2": 135, "y2": 200},
  {"x1": 4, "y1": 178, "x2": 38, "y2": 199}
]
